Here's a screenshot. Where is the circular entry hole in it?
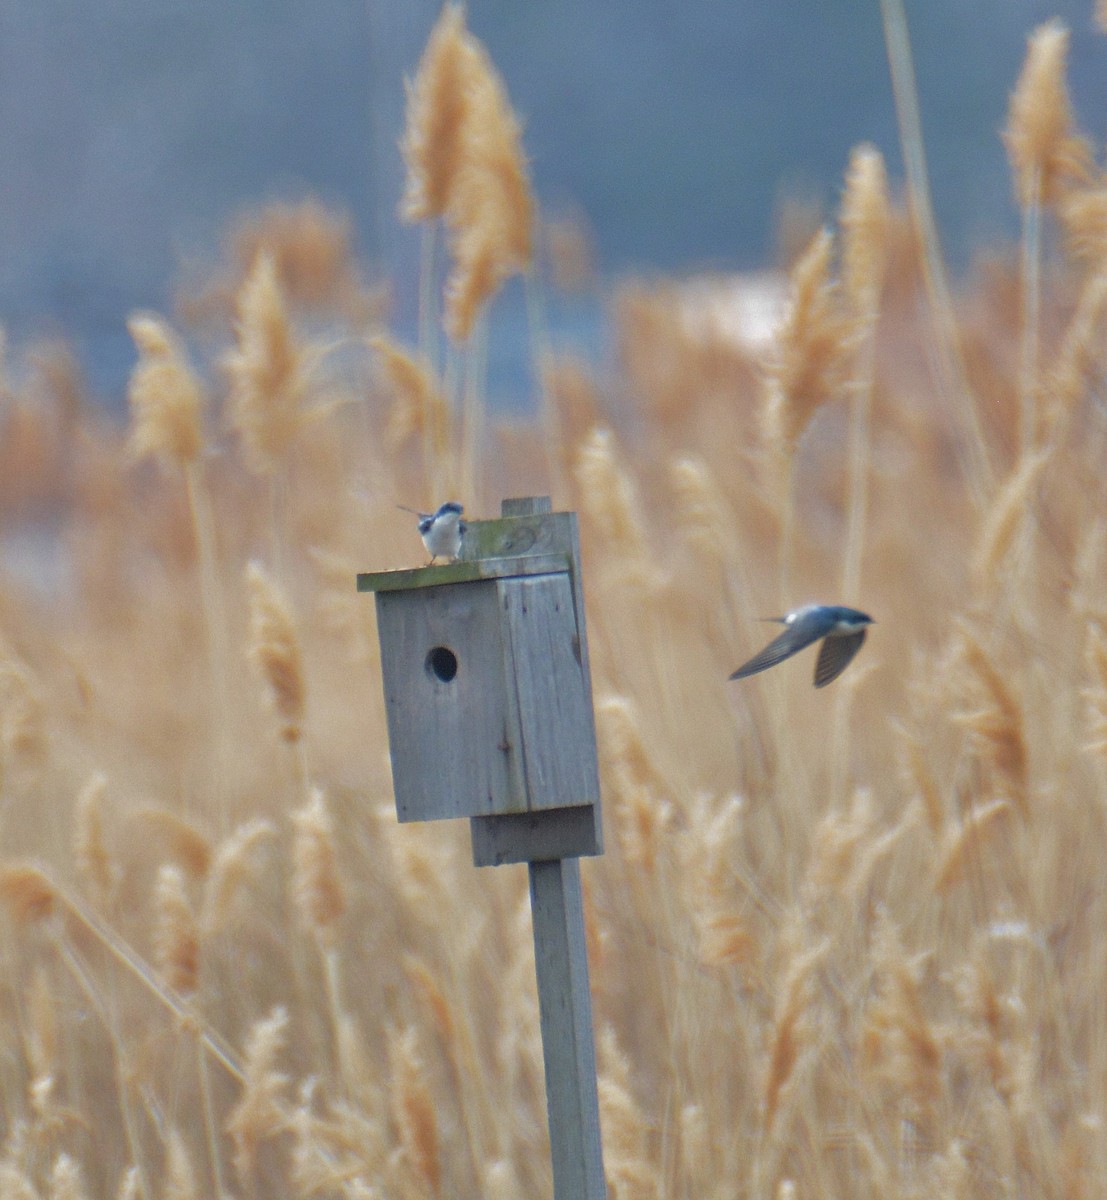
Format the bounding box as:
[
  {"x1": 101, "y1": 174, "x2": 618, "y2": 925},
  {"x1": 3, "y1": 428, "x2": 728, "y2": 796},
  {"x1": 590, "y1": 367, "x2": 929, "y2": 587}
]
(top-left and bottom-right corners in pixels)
[{"x1": 425, "y1": 645, "x2": 459, "y2": 683}]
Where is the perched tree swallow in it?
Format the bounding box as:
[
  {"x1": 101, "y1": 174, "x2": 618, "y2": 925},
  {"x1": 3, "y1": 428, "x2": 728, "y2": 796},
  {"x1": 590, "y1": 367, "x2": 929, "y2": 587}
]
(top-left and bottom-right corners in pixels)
[
  {"x1": 729, "y1": 604, "x2": 874, "y2": 688},
  {"x1": 399, "y1": 501, "x2": 467, "y2": 564}
]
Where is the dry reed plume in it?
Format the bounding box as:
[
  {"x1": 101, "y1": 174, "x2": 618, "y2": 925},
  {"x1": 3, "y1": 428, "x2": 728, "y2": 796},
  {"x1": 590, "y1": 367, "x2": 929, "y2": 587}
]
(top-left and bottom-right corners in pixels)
[
  {"x1": 398, "y1": 3, "x2": 537, "y2": 505},
  {"x1": 1004, "y1": 20, "x2": 1090, "y2": 456},
  {"x1": 400, "y1": 2, "x2": 534, "y2": 342},
  {"x1": 125, "y1": 314, "x2": 205, "y2": 469},
  {"x1": 760, "y1": 225, "x2": 851, "y2": 599},
  {"x1": 245, "y1": 560, "x2": 307, "y2": 745},
  {"x1": 400, "y1": 3, "x2": 472, "y2": 227},
  {"x1": 761, "y1": 227, "x2": 850, "y2": 458},
  {"x1": 0, "y1": 8, "x2": 1106, "y2": 1200},
  {"x1": 225, "y1": 253, "x2": 315, "y2": 476},
  {"x1": 1004, "y1": 20, "x2": 1088, "y2": 210}
]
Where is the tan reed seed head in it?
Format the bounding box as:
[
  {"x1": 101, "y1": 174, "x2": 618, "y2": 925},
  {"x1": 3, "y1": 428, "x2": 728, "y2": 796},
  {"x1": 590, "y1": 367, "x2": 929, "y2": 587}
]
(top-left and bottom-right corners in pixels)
[
  {"x1": 0, "y1": 863, "x2": 58, "y2": 926},
  {"x1": 610, "y1": 770, "x2": 670, "y2": 877},
  {"x1": 761, "y1": 227, "x2": 851, "y2": 456},
  {"x1": 154, "y1": 862, "x2": 200, "y2": 997},
  {"x1": 894, "y1": 721, "x2": 946, "y2": 835},
  {"x1": 443, "y1": 232, "x2": 499, "y2": 343},
  {"x1": 596, "y1": 1025, "x2": 657, "y2": 1199},
  {"x1": 454, "y1": 36, "x2": 533, "y2": 271},
  {"x1": 229, "y1": 199, "x2": 369, "y2": 314},
  {"x1": 809, "y1": 786, "x2": 876, "y2": 894},
  {"x1": 225, "y1": 253, "x2": 309, "y2": 474},
  {"x1": 1058, "y1": 175, "x2": 1107, "y2": 267},
  {"x1": 442, "y1": 32, "x2": 534, "y2": 340},
  {"x1": 400, "y1": 3, "x2": 473, "y2": 224},
  {"x1": 955, "y1": 633, "x2": 1029, "y2": 814},
  {"x1": 840, "y1": 143, "x2": 891, "y2": 318},
  {"x1": 125, "y1": 313, "x2": 205, "y2": 468},
  {"x1": 669, "y1": 454, "x2": 732, "y2": 580},
  {"x1": 245, "y1": 562, "x2": 306, "y2": 744},
  {"x1": 403, "y1": 954, "x2": 455, "y2": 1046},
  {"x1": 0, "y1": 657, "x2": 47, "y2": 774},
  {"x1": 291, "y1": 788, "x2": 347, "y2": 944},
  {"x1": 1040, "y1": 271, "x2": 1107, "y2": 444},
  {"x1": 133, "y1": 808, "x2": 213, "y2": 879},
  {"x1": 400, "y1": 4, "x2": 535, "y2": 338},
  {"x1": 935, "y1": 797, "x2": 1012, "y2": 893},
  {"x1": 574, "y1": 427, "x2": 653, "y2": 570},
  {"x1": 73, "y1": 771, "x2": 118, "y2": 911},
  {"x1": 596, "y1": 695, "x2": 671, "y2": 801},
  {"x1": 682, "y1": 794, "x2": 756, "y2": 969},
  {"x1": 596, "y1": 697, "x2": 673, "y2": 872},
  {"x1": 372, "y1": 335, "x2": 449, "y2": 453},
  {"x1": 290, "y1": 1094, "x2": 355, "y2": 1198},
  {"x1": 227, "y1": 1006, "x2": 291, "y2": 1185},
  {"x1": 696, "y1": 910, "x2": 754, "y2": 971},
  {"x1": 388, "y1": 1025, "x2": 441, "y2": 1198},
  {"x1": 860, "y1": 916, "x2": 942, "y2": 1124},
  {"x1": 953, "y1": 945, "x2": 1008, "y2": 1053},
  {"x1": 1004, "y1": 20, "x2": 1090, "y2": 208},
  {"x1": 762, "y1": 933, "x2": 826, "y2": 1135},
  {"x1": 201, "y1": 818, "x2": 277, "y2": 936}
]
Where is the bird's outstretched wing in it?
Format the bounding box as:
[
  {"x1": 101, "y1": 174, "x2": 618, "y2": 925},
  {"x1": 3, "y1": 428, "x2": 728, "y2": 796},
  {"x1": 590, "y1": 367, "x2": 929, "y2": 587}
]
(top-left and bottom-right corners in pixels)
[
  {"x1": 814, "y1": 630, "x2": 866, "y2": 688},
  {"x1": 728, "y1": 624, "x2": 823, "y2": 681}
]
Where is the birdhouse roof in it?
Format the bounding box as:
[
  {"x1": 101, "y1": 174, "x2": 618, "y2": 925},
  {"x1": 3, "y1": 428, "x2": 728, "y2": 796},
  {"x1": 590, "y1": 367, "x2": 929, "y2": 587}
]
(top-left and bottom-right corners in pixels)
[{"x1": 357, "y1": 551, "x2": 572, "y2": 594}]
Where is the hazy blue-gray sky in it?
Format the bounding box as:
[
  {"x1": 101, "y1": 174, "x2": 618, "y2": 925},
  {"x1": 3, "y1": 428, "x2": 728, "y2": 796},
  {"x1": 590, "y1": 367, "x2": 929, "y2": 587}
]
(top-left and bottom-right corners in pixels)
[{"x1": 0, "y1": 1, "x2": 1103, "y2": 393}]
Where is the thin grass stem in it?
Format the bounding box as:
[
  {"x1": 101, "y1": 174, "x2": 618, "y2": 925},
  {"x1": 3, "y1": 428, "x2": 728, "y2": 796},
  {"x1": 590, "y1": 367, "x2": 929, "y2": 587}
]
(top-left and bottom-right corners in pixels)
[
  {"x1": 1019, "y1": 172, "x2": 1043, "y2": 456},
  {"x1": 880, "y1": 0, "x2": 993, "y2": 507}
]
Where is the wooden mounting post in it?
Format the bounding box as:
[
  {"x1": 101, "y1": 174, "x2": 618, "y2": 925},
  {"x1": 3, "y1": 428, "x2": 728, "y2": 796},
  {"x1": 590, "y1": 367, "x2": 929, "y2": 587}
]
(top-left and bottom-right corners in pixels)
[{"x1": 530, "y1": 855, "x2": 606, "y2": 1200}]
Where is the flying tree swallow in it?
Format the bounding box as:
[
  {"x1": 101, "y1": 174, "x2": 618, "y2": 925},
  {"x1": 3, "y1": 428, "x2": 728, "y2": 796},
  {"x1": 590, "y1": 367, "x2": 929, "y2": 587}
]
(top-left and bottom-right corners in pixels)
[
  {"x1": 399, "y1": 501, "x2": 467, "y2": 564},
  {"x1": 729, "y1": 604, "x2": 874, "y2": 688}
]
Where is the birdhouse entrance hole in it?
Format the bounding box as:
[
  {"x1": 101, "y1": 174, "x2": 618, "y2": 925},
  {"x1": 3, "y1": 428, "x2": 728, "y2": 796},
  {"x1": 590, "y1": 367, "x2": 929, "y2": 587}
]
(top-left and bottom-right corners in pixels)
[{"x1": 425, "y1": 645, "x2": 459, "y2": 682}]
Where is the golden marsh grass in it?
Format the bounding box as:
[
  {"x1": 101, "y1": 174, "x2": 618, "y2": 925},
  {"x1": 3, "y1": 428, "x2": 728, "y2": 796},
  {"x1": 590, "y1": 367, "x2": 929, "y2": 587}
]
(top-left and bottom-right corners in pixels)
[{"x1": 0, "y1": 9, "x2": 1106, "y2": 1198}]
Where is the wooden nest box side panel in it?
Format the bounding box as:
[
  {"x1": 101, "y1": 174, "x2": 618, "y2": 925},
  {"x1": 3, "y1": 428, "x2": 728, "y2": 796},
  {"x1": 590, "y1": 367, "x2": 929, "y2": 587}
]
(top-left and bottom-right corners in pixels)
[
  {"x1": 500, "y1": 571, "x2": 600, "y2": 810},
  {"x1": 375, "y1": 569, "x2": 599, "y2": 823}
]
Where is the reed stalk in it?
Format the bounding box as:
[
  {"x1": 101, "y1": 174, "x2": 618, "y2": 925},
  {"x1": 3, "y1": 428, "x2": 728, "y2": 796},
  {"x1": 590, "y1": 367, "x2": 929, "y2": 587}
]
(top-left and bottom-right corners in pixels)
[{"x1": 879, "y1": 0, "x2": 993, "y2": 506}]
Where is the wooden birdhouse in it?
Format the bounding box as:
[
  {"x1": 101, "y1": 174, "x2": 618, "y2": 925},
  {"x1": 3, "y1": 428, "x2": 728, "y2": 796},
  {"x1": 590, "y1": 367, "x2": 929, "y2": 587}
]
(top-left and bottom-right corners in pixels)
[{"x1": 357, "y1": 497, "x2": 602, "y2": 860}]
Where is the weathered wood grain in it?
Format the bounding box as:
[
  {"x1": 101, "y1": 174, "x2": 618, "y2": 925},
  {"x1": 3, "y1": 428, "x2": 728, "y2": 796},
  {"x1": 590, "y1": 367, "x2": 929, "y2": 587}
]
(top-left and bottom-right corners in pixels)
[
  {"x1": 530, "y1": 857, "x2": 607, "y2": 1200},
  {"x1": 499, "y1": 571, "x2": 601, "y2": 810},
  {"x1": 375, "y1": 581, "x2": 523, "y2": 821},
  {"x1": 470, "y1": 805, "x2": 601, "y2": 866}
]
